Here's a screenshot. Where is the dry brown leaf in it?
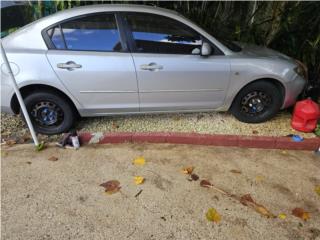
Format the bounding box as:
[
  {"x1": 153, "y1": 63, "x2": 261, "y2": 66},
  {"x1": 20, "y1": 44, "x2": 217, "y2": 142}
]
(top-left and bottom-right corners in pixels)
[
  {"x1": 200, "y1": 179, "x2": 213, "y2": 188},
  {"x1": 100, "y1": 180, "x2": 121, "y2": 194},
  {"x1": 292, "y1": 208, "x2": 310, "y2": 221},
  {"x1": 240, "y1": 194, "x2": 254, "y2": 205},
  {"x1": 182, "y1": 166, "x2": 194, "y2": 175},
  {"x1": 112, "y1": 122, "x2": 119, "y2": 129},
  {"x1": 240, "y1": 194, "x2": 275, "y2": 218},
  {"x1": 252, "y1": 130, "x2": 259, "y2": 134},
  {"x1": 5, "y1": 139, "x2": 16, "y2": 146},
  {"x1": 191, "y1": 174, "x2": 199, "y2": 181},
  {"x1": 230, "y1": 169, "x2": 242, "y2": 174},
  {"x1": 48, "y1": 156, "x2": 58, "y2": 161}
]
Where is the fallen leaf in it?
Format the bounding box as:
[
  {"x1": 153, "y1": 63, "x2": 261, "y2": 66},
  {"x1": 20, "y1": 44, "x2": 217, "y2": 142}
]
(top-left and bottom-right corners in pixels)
[
  {"x1": 206, "y1": 208, "x2": 221, "y2": 223},
  {"x1": 36, "y1": 142, "x2": 45, "y2": 151},
  {"x1": 315, "y1": 186, "x2": 320, "y2": 197},
  {"x1": 200, "y1": 179, "x2": 232, "y2": 196},
  {"x1": 240, "y1": 194, "x2": 275, "y2": 218},
  {"x1": 112, "y1": 122, "x2": 119, "y2": 129},
  {"x1": 191, "y1": 174, "x2": 199, "y2": 181},
  {"x1": 252, "y1": 130, "x2": 259, "y2": 134},
  {"x1": 240, "y1": 194, "x2": 255, "y2": 205},
  {"x1": 200, "y1": 179, "x2": 213, "y2": 188},
  {"x1": 173, "y1": 115, "x2": 181, "y2": 121},
  {"x1": 182, "y1": 166, "x2": 194, "y2": 175},
  {"x1": 133, "y1": 157, "x2": 145, "y2": 166},
  {"x1": 134, "y1": 176, "x2": 145, "y2": 185},
  {"x1": 278, "y1": 213, "x2": 287, "y2": 219},
  {"x1": 5, "y1": 139, "x2": 16, "y2": 146},
  {"x1": 230, "y1": 169, "x2": 242, "y2": 174},
  {"x1": 48, "y1": 156, "x2": 58, "y2": 161},
  {"x1": 100, "y1": 180, "x2": 121, "y2": 194},
  {"x1": 281, "y1": 150, "x2": 288, "y2": 155},
  {"x1": 255, "y1": 175, "x2": 265, "y2": 182},
  {"x1": 292, "y1": 208, "x2": 310, "y2": 221}
]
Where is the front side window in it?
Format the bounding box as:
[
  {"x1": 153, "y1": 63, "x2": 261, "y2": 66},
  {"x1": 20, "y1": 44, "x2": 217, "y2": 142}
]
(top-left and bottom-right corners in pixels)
[
  {"x1": 47, "y1": 13, "x2": 122, "y2": 51},
  {"x1": 125, "y1": 13, "x2": 202, "y2": 55}
]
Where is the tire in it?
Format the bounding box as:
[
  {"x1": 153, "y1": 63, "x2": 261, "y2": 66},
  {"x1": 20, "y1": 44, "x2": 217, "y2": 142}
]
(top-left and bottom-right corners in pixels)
[
  {"x1": 22, "y1": 91, "x2": 76, "y2": 135},
  {"x1": 230, "y1": 81, "x2": 283, "y2": 123}
]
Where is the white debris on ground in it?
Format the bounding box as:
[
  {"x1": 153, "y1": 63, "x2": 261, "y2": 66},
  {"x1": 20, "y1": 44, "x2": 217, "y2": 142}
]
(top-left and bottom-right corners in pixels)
[{"x1": 1, "y1": 110, "x2": 316, "y2": 141}]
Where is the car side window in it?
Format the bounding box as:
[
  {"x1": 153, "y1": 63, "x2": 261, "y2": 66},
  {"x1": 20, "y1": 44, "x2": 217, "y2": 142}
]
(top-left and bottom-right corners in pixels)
[
  {"x1": 47, "y1": 13, "x2": 122, "y2": 51},
  {"x1": 124, "y1": 13, "x2": 203, "y2": 55}
]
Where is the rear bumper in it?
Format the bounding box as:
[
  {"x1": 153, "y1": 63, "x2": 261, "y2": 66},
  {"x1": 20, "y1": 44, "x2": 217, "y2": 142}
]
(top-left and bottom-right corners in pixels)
[
  {"x1": 1, "y1": 83, "x2": 14, "y2": 114},
  {"x1": 282, "y1": 75, "x2": 306, "y2": 108}
]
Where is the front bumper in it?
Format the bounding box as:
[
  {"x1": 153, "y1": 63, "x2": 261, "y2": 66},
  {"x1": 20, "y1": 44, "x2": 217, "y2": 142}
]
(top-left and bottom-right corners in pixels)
[{"x1": 282, "y1": 74, "x2": 306, "y2": 108}]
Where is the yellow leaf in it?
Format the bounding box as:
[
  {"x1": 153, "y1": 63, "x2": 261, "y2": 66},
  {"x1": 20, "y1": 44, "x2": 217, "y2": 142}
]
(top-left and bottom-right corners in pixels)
[
  {"x1": 281, "y1": 150, "x2": 288, "y2": 155},
  {"x1": 134, "y1": 176, "x2": 145, "y2": 185},
  {"x1": 181, "y1": 166, "x2": 194, "y2": 174},
  {"x1": 278, "y1": 213, "x2": 287, "y2": 219},
  {"x1": 133, "y1": 157, "x2": 145, "y2": 166},
  {"x1": 206, "y1": 208, "x2": 221, "y2": 223},
  {"x1": 315, "y1": 186, "x2": 320, "y2": 197},
  {"x1": 255, "y1": 175, "x2": 264, "y2": 182}
]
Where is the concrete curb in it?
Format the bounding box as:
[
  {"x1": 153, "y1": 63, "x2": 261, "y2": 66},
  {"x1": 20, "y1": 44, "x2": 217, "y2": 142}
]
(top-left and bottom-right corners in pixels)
[{"x1": 78, "y1": 132, "x2": 320, "y2": 150}]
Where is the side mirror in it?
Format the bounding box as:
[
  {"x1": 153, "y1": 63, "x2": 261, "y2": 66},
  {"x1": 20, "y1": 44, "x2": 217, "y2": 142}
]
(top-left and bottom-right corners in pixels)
[{"x1": 201, "y1": 42, "x2": 212, "y2": 56}]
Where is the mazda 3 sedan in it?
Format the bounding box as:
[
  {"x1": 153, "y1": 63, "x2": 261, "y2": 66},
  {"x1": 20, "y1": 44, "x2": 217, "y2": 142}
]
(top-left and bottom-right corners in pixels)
[{"x1": 1, "y1": 4, "x2": 307, "y2": 134}]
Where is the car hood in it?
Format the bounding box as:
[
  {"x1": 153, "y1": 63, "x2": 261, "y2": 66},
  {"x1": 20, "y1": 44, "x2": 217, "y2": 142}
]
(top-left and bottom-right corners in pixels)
[{"x1": 236, "y1": 42, "x2": 294, "y2": 62}]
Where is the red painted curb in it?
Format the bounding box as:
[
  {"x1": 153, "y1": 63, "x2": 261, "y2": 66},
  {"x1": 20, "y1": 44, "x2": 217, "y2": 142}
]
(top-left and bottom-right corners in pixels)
[{"x1": 78, "y1": 132, "x2": 320, "y2": 151}]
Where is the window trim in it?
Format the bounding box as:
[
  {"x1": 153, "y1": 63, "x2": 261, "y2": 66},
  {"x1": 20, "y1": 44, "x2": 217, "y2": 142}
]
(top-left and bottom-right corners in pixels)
[
  {"x1": 41, "y1": 12, "x2": 128, "y2": 53},
  {"x1": 120, "y1": 12, "x2": 224, "y2": 56}
]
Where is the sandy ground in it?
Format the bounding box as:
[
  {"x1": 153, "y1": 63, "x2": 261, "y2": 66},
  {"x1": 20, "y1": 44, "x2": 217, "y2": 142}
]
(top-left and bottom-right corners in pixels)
[{"x1": 1, "y1": 143, "x2": 320, "y2": 240}]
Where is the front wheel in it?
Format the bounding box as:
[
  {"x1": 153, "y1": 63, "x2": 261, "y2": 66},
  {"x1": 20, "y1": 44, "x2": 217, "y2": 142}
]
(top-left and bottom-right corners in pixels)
[
  {"x1": 230, "y1": 81, "x2": 283, "y2": 123},
  {"x1": 23, "y1": 91, "x2": 76, "y2": 135}
]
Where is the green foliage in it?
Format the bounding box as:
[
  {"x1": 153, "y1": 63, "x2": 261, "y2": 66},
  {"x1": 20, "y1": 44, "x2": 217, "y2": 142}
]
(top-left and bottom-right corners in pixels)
[{"x1": 315, "y1": 123, "x2": 320, "y2": 137}]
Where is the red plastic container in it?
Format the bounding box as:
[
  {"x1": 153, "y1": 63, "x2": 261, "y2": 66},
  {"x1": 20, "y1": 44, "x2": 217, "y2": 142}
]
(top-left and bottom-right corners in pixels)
[{"x1": 291, "y1": 99, "x2": 320, "y2": 132}]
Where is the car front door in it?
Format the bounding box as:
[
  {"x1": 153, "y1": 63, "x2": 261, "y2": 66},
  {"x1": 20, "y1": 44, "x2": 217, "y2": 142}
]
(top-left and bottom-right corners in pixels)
[
  {"x1": 45, "y1": 13, "x2": 139, "y2": 116},
  {"x1": 123, "y1": 12, "x2": 230, "y2": 112}
]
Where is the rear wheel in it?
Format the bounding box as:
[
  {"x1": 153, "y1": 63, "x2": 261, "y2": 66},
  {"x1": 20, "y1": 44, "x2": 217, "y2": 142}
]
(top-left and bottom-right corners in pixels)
[
  {"x1": 230, "y1": 81, "x2": 283, "y2": 123},
  {"x1": 23, "y1": 91, "x2": 76, "y2": 135}
]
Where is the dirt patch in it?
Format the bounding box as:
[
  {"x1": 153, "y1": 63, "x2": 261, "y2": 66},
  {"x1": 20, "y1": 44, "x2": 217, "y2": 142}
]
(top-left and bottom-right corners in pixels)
[{"x1": 1, "y1": 143, "x2": 319, "y2": 240}]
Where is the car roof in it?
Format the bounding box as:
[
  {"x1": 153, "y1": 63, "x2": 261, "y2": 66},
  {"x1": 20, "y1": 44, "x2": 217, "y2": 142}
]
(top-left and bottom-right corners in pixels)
[{"x1": 40, "y1": 4, "x2": 181, "y2": 23}]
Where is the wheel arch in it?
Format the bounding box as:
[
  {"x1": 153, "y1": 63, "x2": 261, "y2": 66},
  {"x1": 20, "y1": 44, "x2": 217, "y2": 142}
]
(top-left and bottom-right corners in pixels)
[
  {"x1": 229, "y1": 78, "x2": 286, "y2": 110},
  {"x1": 10, "y1": 84, "x2": 80, "y2": 117}
]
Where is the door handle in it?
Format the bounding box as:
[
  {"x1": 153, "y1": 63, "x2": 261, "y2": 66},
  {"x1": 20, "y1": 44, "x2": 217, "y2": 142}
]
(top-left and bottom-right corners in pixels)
[
  {"x1": 57, "y1": 61, "x2": 82, "y2": 71},
  {"x1": 140, "y1": 62, "x2": 163, "y2": 71}
]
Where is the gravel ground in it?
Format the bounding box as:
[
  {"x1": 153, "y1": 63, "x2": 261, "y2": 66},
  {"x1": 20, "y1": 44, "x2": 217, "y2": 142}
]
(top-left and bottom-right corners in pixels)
[
  {"x1": 1, "y1": 110, "x2": 316, "y2": 142},
  {"x1": 1, "y1": 143, "x2": 320, "y2": 240}
]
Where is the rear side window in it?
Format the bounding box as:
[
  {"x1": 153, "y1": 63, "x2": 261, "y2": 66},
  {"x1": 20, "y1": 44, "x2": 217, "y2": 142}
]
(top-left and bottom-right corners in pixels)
[
  {"x1": 47, "y1": 13, "x2": 122, "y2": 51},
  {"x1": 124, "y1": 13, "x2": 202, "y2": 55},
  {"x1": 47, "y1": 26, "x2": 65, "y2": 49}
]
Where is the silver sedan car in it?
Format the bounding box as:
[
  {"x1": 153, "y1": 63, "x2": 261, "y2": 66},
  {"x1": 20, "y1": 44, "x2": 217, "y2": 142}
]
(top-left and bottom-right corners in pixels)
[{"x1": 1, "y1": 4, "x2": 307, "y2": 134}]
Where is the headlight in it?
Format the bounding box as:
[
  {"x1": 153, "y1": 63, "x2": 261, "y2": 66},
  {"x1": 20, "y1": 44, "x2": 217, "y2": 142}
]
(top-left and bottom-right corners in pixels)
[{"x1": 294, "y1": 60, "x2": 308, "y2": 80}]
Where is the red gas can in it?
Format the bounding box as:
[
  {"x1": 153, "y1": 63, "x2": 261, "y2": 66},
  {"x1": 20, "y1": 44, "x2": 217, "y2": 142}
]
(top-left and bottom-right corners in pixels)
[{"x1": 291, "y1": 99, "x2": 320, "y2": 132}]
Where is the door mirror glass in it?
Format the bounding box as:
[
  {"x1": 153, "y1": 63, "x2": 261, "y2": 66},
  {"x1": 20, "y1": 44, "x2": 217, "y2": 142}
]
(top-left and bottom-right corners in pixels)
[{"x1": 201, "y1": 42, "x2": 212, "y2": 56}]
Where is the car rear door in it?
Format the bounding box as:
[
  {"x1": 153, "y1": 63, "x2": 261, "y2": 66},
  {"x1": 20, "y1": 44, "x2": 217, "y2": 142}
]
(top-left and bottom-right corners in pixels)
[
  {"x1": 45, "y1": 12, "x2": 139, "y2": 116},
  {"x1": 122, "y1": 12, "x2": 230, "y2": 112}
]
